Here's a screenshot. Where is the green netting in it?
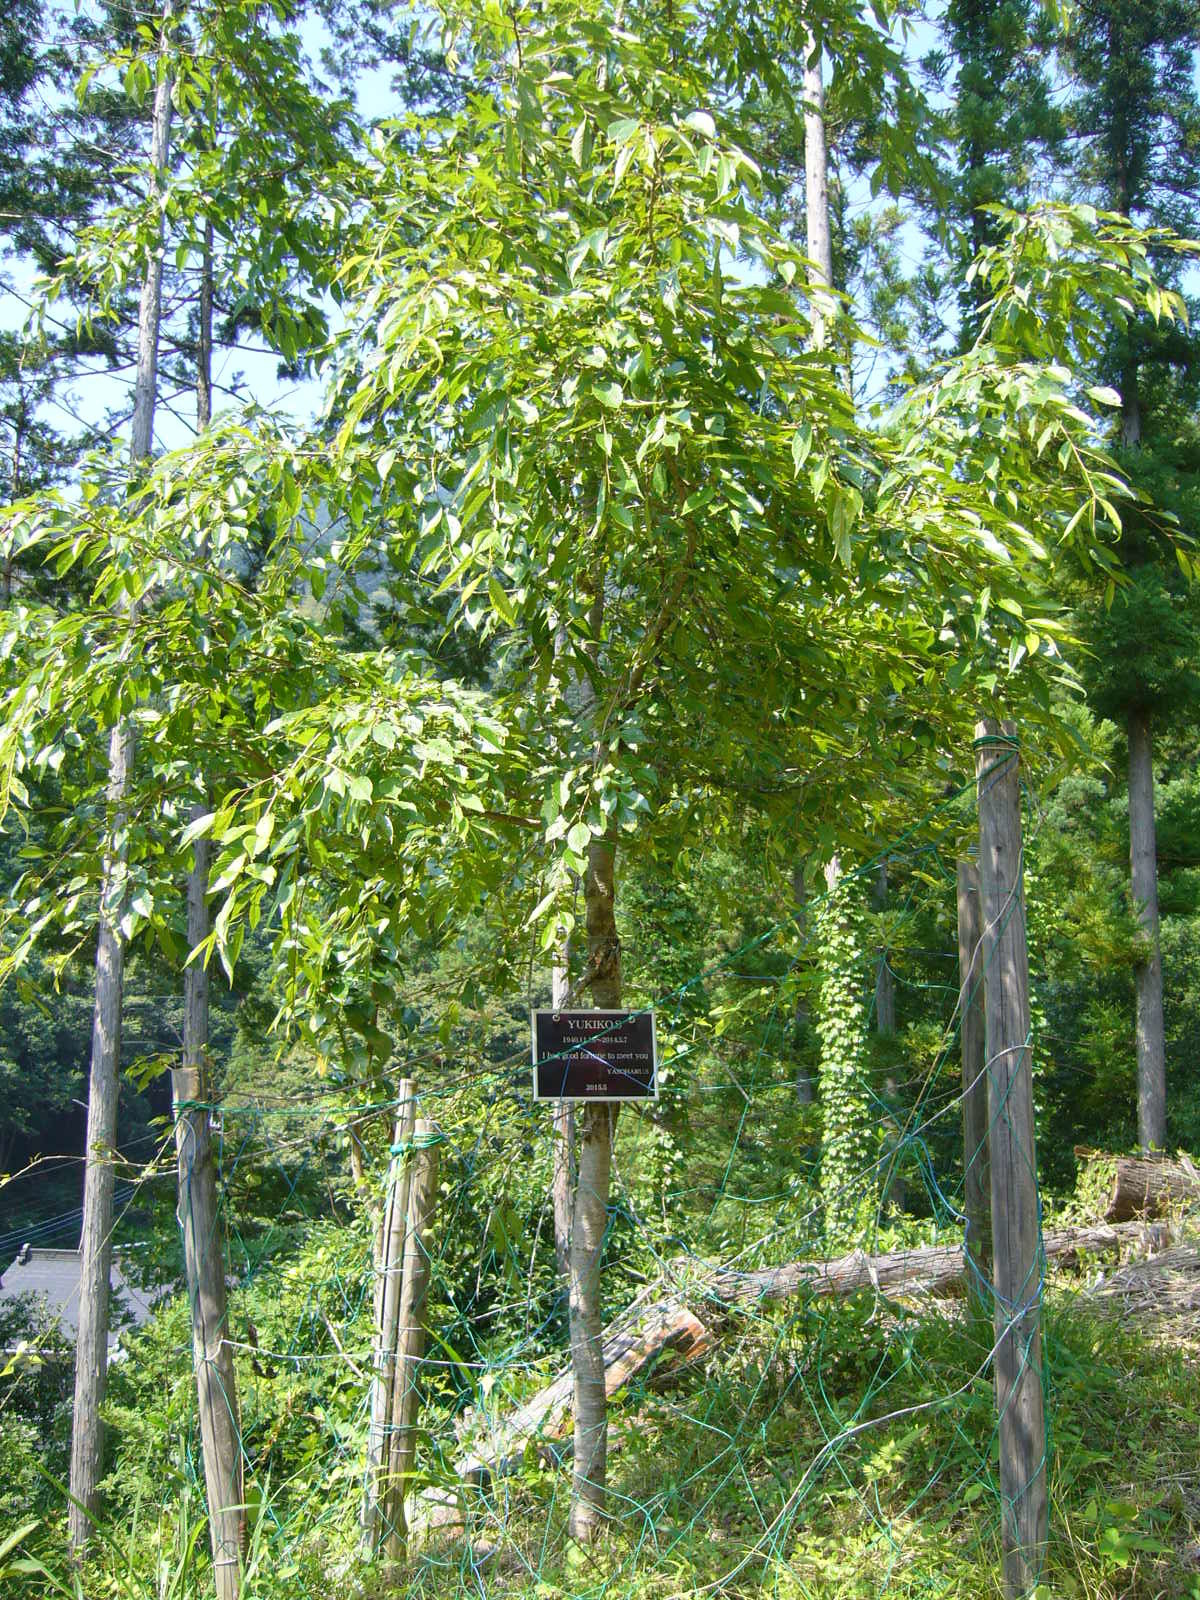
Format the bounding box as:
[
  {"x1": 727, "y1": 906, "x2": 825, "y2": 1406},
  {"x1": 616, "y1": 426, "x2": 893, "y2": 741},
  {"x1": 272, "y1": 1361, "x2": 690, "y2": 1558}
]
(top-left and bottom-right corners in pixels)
[{"x1": 6, "y1": 751, "x2": 1052, "y2": 1599}]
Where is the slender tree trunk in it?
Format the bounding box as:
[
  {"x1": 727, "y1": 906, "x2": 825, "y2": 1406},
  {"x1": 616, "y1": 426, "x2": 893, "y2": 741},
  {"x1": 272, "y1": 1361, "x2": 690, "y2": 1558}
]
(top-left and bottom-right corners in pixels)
[
  {"x1": 550, "y1": 626, "x2": 577, "y2": 1286},
  {"x1": 1111, "y1": 136, "x2": 1164, "y2": 1146},
  {"x1": 551, "y1": 938, "x2": 574, "y2": 1284},
  {"x1": 174, "y1": 825, "x2": 244, "y2": 1597},
  {"x1": 1120, "y1": 360, "x2": 1142, "y2": 450},
  {"x1": 1128, "y1": 707, "x2": 1167, "y2": 1148},
  {"x1": 68, "y1": 720, "x2": 134, "y2": 1549},
  {"x1": 196, "y1": 220, "x2": 213, "y2": 432},
  {"x1": 873, "y1": 862, "x2": 896, "y2": 1036},
  {"x1": 69, "y1": 40, "x2": 173, "y2": 1552},
  {"x1": 792, "y1": 863, "x2": 814, "y2": 1105},
  {"x1": 568, "y1": 833, "x2": 620, "y2": 1543},
  {"x1": 2, "y1": 389, "x2": 25, "y2": 603},
  {"x1": 171, "y1": 217, "x2": 244, "y2": 1599},
  {"x1": 803, "y1": 32, "x2": 834, "y2": 351}
]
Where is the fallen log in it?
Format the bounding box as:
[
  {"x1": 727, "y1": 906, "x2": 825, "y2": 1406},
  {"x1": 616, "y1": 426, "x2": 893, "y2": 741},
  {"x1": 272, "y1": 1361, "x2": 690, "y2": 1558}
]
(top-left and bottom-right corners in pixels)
[
  {"x1": 411, "y1": 1218, "x2": 1166, "y2": 1539},
  {"x1": 453, "y1": 1293, "x2": 713, "y2": 1487},
  {"x1": 1074, "y1": 1148, "x2": 1200, "y2": 1224}
]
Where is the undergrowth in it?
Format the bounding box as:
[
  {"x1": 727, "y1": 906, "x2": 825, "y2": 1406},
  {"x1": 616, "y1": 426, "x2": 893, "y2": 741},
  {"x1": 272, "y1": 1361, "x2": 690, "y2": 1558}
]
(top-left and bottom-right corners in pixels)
[{"x1": 7, "y1": 1265, "x2": 1200, "y2": 1600}]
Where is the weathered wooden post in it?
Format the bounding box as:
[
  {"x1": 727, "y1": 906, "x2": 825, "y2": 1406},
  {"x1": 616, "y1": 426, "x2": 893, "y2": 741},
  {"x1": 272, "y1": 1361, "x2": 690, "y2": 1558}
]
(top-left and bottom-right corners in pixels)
[
  {"x1": 362, "y1": 1080, "x2": 417, "y2": 1549},
  {"x1": 956, "y1": 859, "x2": 992, "y2": 1316},
  {"x1": 382, "y1": 1118, "x2": 441, "y2": 1563},
  {"x1": 975, "y1": 720, "x2": 1048, "y2": 1599}
]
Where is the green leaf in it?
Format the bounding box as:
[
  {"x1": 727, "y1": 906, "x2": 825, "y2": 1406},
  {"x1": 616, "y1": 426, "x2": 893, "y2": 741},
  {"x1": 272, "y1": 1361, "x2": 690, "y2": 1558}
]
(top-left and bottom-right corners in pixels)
[
  {"x1": 1085, "y1": 384, "x2": 1121, "y2": 409},
  {"x1": 0, "y1": 1522, "x2": 39, "y2": 1565},
  {"x1": 566, "y1": 821, "x2": 591, "y2": 853},
  {"x1": 488, "y1": 575, "x2": 516, "y2": 626}
]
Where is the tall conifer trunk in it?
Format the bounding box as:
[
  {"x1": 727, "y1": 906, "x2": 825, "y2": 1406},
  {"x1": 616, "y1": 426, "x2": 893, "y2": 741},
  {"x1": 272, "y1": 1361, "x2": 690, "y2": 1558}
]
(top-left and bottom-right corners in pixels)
[
  {"x1": 1128, "y1": 706, "x2": 1167, "y2": 1147},
  {"x1": 69, "y1": 32, "x2": 173, "y2": 1550},
  {"x1": 803, "y1": 33, "x2": 834, "y2": 350},
  {"x1": 1110, "y1": 84, "x2": 1167, "y2": 1145},
  {"x1": 792, "y1": 863, "x2": 814, "y2": 1104}
]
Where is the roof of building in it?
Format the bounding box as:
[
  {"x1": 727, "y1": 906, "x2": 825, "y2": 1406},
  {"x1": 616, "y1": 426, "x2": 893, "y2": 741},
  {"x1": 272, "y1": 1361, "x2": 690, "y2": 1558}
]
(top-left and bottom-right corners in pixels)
[{"x1": 0, "y1": 1246, "x2": 159, "y2": 1350}]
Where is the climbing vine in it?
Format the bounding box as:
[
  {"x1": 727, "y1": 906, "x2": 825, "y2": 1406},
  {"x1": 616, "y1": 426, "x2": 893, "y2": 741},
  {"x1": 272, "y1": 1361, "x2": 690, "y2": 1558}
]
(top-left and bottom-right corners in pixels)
[{"x1": 815, "y1": 868, "x2": 875, "y2": 1247}]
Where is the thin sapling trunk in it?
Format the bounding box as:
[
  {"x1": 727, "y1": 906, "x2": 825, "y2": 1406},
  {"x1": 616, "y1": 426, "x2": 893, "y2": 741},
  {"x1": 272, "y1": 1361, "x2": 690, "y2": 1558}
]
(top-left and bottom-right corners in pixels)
[
  {"x1": 568, "y1": 834, "x2": 620, "y2": 1543},
  {"x1": 69, "y1": 34, "x2": 173, "y2": 1548}
]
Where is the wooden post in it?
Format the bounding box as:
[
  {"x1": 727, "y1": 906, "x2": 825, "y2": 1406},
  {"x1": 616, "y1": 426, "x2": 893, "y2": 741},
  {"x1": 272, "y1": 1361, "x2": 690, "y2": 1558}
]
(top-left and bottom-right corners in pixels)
[
  {"x1": 382, "y1": 1118, "x2": 441, "y2": 1563},
  {"x1": 363, "y1": 1080, "x2": 417, "y2": 1550},
  {"x1": 975, "y1": 720, "x2": 1048, "y2": 1599},
  {"x1": 956, "y1": 860, "x2": 992, "y2": 1315}
]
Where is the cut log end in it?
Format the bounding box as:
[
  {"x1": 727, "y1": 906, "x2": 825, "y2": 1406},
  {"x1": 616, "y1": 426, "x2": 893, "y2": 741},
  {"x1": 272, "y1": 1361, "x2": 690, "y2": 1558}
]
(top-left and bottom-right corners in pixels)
[{"x1": 1075, "y1": 1148, "x2": 1200, "y2": 1224}]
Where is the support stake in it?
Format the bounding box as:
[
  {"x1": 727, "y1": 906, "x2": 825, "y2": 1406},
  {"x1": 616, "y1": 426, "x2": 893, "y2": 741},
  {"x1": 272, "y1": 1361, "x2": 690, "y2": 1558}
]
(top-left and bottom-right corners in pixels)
[
  {"x1": 975, "y1": 719, "x2": 1048, "y2": 1598},
  {"x1": 382, "y1": 1118, "x2": 441, "y2": 1563},
  {"x1": 363, "y1": 1080, "x2": 417, "y2": 1549}
]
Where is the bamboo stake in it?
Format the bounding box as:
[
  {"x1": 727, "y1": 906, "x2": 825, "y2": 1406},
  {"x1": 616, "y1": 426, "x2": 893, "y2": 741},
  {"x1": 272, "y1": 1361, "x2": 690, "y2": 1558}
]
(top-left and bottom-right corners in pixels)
[
  {"x1": 382, "y1": 1118, "x2": 441, "y2": 1563},
  {"x1": 362, "y1": 1080, "x2": 417, "y2": 1549}
]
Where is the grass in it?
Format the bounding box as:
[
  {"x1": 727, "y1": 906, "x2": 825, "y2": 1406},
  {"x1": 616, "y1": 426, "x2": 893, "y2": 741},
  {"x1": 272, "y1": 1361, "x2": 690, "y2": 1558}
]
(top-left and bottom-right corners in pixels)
[{"x1": 8, "y1": 1240, "x2": 1200, "y2": 1599}]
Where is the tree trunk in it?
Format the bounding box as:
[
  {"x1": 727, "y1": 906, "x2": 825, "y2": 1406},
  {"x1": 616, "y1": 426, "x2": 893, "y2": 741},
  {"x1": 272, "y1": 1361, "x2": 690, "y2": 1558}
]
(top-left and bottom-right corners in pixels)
[
  {"x1": 550, "y1": 627, "x2": 577, "y2": 1284},
  {"x1": 196, "y1": 220, "x2": 213, "y2": 433},
  {"x1": 1120, "y1": 358, "x2": 1142, "y2": 450},
  {"x1": 551, "y1": 940, "x2": 574, "y2": 1285},
  {"x1": 1128, "y1": 707, "x2": 1166, "y2": 1149},
  {"x1": 68, "y1": 720, "x2": 134, "y2": 1549},
  {"x1": 568, "y1": 833, "x2": 620, "y2": 1543},
  {"x1": 171, "y1": 214, "x2": 244, "y2": 1600},
  {"x1": 803, "y1": 31, "x2": 834, "y2": 351},
  {"x1": 69, "y1": 40, "x2": 173, "y2": 1550},
  {"x1": 792, "y1": 862, "x2": 814, "y2": 1105},
  {"x1": 173, "y1": 833, "x2": 244, "y2": 1597},
  {"x1": 873, "y1": 862, "x2": 896, "y2": 1037},
  {"x1": 2, "y1": 387, "x2": 26, "y2": 602}
]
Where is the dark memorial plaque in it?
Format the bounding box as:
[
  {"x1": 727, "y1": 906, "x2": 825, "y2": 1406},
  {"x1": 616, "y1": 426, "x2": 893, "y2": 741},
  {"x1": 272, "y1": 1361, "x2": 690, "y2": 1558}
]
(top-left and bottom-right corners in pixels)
[{"x1": 531, "y1": 1009, "x2": 658, "y2": 1101}]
